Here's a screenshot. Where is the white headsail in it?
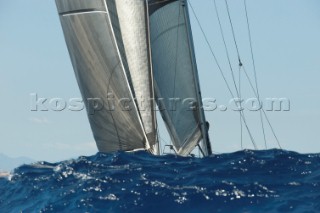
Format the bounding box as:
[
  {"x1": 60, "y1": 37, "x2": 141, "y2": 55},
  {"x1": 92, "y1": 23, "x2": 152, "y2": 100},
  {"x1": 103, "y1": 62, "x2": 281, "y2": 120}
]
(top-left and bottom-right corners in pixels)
[{"x1": 149, "y1": 0, "x2": 212, "y2": 156}]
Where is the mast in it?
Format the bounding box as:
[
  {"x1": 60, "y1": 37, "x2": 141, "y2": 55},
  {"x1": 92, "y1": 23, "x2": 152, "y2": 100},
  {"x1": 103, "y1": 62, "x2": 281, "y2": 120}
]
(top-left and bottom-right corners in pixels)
[{"x1": 183, "y1": 0, "x2": 212, "y2": 156}]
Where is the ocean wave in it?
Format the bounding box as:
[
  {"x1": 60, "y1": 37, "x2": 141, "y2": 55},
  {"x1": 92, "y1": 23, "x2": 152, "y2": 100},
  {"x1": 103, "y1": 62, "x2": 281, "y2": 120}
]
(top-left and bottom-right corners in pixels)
[{"x1": 0, "y1": 149, "x2": 319, "y2": 213}]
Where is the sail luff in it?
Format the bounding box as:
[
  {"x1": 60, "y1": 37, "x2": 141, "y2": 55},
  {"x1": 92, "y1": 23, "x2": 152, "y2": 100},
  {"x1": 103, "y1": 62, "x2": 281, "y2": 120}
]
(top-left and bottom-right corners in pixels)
[{"x1": 183, "y1": 1, "x2": 212, "y2": 156}]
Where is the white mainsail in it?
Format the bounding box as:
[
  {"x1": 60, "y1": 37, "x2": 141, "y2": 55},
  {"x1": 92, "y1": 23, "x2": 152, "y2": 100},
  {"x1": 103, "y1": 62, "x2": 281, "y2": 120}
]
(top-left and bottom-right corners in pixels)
[{"x1": 55, "y1": 0, "x2": 212, "y2": 156}]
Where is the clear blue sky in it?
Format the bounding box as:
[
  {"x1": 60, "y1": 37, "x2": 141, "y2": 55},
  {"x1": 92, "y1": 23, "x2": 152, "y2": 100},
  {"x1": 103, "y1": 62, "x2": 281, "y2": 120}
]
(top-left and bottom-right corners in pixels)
[{"x1": 0, "y1": 0, "x2": 319, "y2": 162}]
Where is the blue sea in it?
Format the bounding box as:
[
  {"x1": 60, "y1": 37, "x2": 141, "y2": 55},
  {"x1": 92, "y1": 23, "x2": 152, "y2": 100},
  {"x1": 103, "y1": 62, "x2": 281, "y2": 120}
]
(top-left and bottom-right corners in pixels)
[{"x1": 0, "y1": 149, "x2": 319, "y2": 213}]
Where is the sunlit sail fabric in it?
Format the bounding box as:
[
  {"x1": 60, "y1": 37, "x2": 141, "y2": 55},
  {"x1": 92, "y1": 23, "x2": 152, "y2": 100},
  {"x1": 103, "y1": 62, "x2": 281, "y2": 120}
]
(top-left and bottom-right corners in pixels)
[
  {"x1": 149, "y1": 0, "x2": 211, "y2": 156},
  {"x1": 55, "y1": 0, "x2": 157, "y2": 153},
  {"x1": 110, "y1": 0, "x2": 158, "y2": 154}
]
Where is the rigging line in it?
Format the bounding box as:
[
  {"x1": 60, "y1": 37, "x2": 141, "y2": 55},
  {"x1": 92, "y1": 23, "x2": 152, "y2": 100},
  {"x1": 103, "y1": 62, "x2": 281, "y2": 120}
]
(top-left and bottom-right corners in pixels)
[
  {"x1": 244, "y1": 0, "x2": 259, "y2": 99},
  {"x1": 225, "y1": 0, "x2": 270, "y2": 150},
  {"x1": 197, "y1": 144, "x2": 206, "y2": 157},
  {"x1": 106, "y1": 62, "x2": 123, "y2": 150},
  {"x1": 239, "y1": 65, "x2": 243, "y2": 149},
  {"x1": 188, "y1": 1, "x2": 234, "y2": 98},
  {"x1": 213, "y1": 0, "x2": 239, "y2": 97},
  {"x1": 224, "y1": 0, "x2": 241, "y2": 63},
  {"x1": 214, "y1": 0, "x2": 245, "y2": 149},
  {"x1": 240, "y1": 110, "x2": 257, "y2": 149},
  {"x1": 242, "y1": 65, "x2": 282, "y2": 149},
  {"x1": 214, "y1": 0, "x2": 243, "y2": 148},
  {"x1": 262, "y1": 109, "x2": 282, "y2": 149},
  {"x1": 188, "y1": 0, "x2": 257, "y2": 150},
  {"x1": 243, "y1": 0, "x2": 267, "y2": 149},
  {"x1": 221, "y1": 0, "x2": 259, "y2": 149},
  {"x1": 260, "y1": 109, "x2": 267, "y2": 149},
  {"x1": 240, "y1": 66, "x2": 267, "y2": 149}
]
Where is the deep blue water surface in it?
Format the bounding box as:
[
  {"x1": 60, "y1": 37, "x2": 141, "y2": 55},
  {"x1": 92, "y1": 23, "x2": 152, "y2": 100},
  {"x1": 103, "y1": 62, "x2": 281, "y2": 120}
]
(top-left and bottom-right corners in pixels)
[{"x1": 0, "y1": 149, "x2": 319, "y2": 213}]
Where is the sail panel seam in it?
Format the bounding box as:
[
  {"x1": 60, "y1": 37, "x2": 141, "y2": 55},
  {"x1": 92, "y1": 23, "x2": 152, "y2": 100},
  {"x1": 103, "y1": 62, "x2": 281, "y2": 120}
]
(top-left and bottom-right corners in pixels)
[{"x1": 59, "y1": 9, "x2": 107, "y2": 16}]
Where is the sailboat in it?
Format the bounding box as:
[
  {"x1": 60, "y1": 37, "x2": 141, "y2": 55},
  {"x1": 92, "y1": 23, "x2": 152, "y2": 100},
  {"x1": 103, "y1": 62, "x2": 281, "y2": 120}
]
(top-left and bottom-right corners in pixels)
[{"x1": 55, "y1": 0, "x2": 214, "y2": 157}]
